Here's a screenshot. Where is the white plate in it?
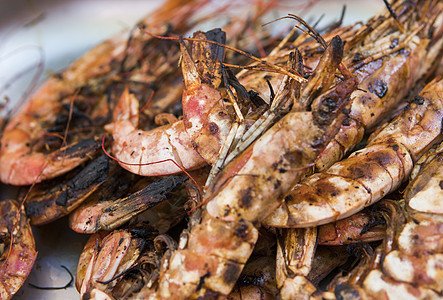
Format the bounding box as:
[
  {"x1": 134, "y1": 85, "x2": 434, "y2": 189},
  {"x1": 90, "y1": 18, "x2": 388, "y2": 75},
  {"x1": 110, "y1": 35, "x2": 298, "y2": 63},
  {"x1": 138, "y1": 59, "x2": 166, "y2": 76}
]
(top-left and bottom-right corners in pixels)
[{"x1": 0, "y1": 1, "x2": 384, "y2": 299}]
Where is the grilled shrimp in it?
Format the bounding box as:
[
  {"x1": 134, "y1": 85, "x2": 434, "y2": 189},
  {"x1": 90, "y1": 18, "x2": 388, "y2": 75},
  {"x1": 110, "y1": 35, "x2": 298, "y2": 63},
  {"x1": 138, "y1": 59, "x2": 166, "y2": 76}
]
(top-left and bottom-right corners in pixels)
[
  {"x1": 327, "y1": 140, "x2": 443, "y2": 299},
  {"x1": 0, "y1": 200, "x2": 37, "y2": 300},
  {"x1": 76, "y1": 227, "x2": 179, "y2": 299},
  {"x1": 276, "y1": 200, "x2": 391, "y2": 299},
  {"x1": 22, "y1": 154, "x2": 110, "y2": 225},
  {"x1": 106, "y1": 29, "x2": 229, "y2": 176},
  {"x1": 140, "y1": 34, "x2": 357, "y2": 299},
  {"x1": 0, "y1": 0, "x2": 204, "y2": 186},
  {"x1": 69, "y1": 175, "x2": 187, "y2": 234},
  {"x1": 315, "y1": 0, "x2": 443, "y2": 171},
  {"x1": 265, "y1": 75, "x2": 443, "y2": 228},
  {"x1": 106, "y1": 1, "x2": 290, "y2": 178},
  {"x1": 76, "y1": 230, "x2": 147, "y2": 297}
]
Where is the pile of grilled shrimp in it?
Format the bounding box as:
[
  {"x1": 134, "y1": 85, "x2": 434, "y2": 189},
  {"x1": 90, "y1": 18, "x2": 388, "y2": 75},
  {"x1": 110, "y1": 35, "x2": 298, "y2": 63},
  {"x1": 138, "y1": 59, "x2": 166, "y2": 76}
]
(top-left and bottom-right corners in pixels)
[{"x1": 1, "y1": 0, "x2": 442, "y2": 299}]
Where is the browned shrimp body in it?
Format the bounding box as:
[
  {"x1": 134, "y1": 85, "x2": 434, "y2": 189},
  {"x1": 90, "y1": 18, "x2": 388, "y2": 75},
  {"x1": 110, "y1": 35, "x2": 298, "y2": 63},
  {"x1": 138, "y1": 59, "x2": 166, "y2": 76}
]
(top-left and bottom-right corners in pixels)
[
  {"x1": 0, "y1": 0, "x2": 205, "y2": 185},
  {"x1": 328, "y1": 141, "x2": 443, "y2": 299},
  {"x1": 0, "y1": 200, "x2": 37, "y2": 299},
  {"x1": 265, "y1": 75, "x2": 443, "y2": 227},
  {"x1": 141, "y1": 35, "x2": 357, "y2": 299},
  {"x1": 314, "y1": 0, "x2": 443, "y2": 171},
  {"x1": 69, "y1": 175, "x2": 187, "y2": 233},
  {"x1": 22, "y1": 154, "x2": 110, "y2": 225}
]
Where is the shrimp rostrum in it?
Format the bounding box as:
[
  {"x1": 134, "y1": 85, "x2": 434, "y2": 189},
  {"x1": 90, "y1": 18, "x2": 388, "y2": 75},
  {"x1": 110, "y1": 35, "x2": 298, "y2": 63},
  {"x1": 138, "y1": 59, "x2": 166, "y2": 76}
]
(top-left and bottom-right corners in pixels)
[{"x1": 137, "y1": 29, "x2": 358, "y2": 298}]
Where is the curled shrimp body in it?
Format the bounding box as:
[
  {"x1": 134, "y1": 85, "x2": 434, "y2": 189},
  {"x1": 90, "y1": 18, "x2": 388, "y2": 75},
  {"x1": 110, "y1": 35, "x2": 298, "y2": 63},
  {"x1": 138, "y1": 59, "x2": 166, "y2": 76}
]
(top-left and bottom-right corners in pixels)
[
  {"x1": 328, "y1": 141, "x2": 443, "y2": 299},
  {"x1": 0, "y1": 200, "x2": 37, "y2": 300},
  {"x1": 106, "y1": 88, "x2": 207, "y2": 176},
  {"x1": 265, "y1": 75, "x2": 443, "y2": 228},
  {"x1": 0, "y1": 0, "x2": 206, "y2": 186},
  {"x1": 106, "y1": 29, "x2": 231, "y2": 176}
]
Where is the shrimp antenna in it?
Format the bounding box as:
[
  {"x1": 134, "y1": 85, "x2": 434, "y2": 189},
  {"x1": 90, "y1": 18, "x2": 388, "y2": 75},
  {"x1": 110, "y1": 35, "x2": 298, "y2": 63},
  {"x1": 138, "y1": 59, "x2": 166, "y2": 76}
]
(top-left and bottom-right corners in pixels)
[
  {"x1": 382, "y1": 0, "x2": 405, "y2": 33},
  {"x1": 264, "y1": 14, "x2": 353, "y2": 79},
  {"x1": 266, "y1": 14, "x2": 328, "y2": 49},
  {"x1": 138, "y1": 25, "x2": 306, "y2": 84}
]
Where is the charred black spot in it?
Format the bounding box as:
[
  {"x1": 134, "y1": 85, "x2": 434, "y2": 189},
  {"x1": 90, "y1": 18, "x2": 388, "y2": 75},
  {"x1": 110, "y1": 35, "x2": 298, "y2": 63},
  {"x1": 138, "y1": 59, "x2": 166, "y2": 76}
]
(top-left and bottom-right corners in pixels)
[
  {"x1": 342, "y1": 115, "x2": 351, "y2": 126},
  {"x1": 274, "y1": 179, "x2": 282, "y2": 190},
  {"x1": 196, "y1": 271, "x2": 211, "y2": 291},
  {"x1": 411, "y1": 96, "x2": 425, "y2": 105},
  {"x1": 368, "y1": 79, "x2": 388, "y2": 98},
  {"x1": 118, "y1": 238, "x2": 124, "y2": 246},
  {"x1": 130, "y1": 227, "x2": 157, "y2": 240},
  {"x1": 240, "y1": 187, "x2": 253, "y2": 208},
  {"x1": 53, "y1": 73, "x2": 63, "y2": 80},
  {"x1": 123, "y1": 176, "x2": 187, "y2": 210},
  {"x1": 352, "y1": 52, "x2": 363, "y2": 63},
  {"x1": 234, "y1": 222, "x2": 249, "y2": 238},
  {"x1": 209, "y1": 122, "x2": 219, "y2": 134},
  {"x1": 428, "y1": 26, "x2": 435, "y2": 40},
  {"x1": 55, "y1": 155, "x2": 110, "y2": 206},
  {"x1": 316, "y1": 97, "x2": 338, "y2": 125},
  {"x1": 271, "y1": 162, "x2": 278, "y2": 170},
  {"x1": 440, "y1": 180, "x2": 443, "y2": 190},
  {"x1": 223, "y1": 263, "x2": 241, "y2": 285},
  {"x1": 279, "y1": 168, "x2": 287, "y2": 173},
  {"x1": 331, "y1": 192, "x2": 338, "y2": 197},
  {"x1": 390, "y1": 38, "x2": 398, "y2": 49},
  {"x1": 63, "y1": 137, "x2": 101, "y2": 156},
  {"x1": 388, "y1": 144, "x2": 399, "y2": 152},
  {"x1": 284, "y1": 195, "x2": 293, "y2": 202},
  {"x1": 223, "y1": 207, "x2": 231, "y2": 217},
  {"x1": 248, "y1": 90, "x2": 266, "y2": 107}
]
